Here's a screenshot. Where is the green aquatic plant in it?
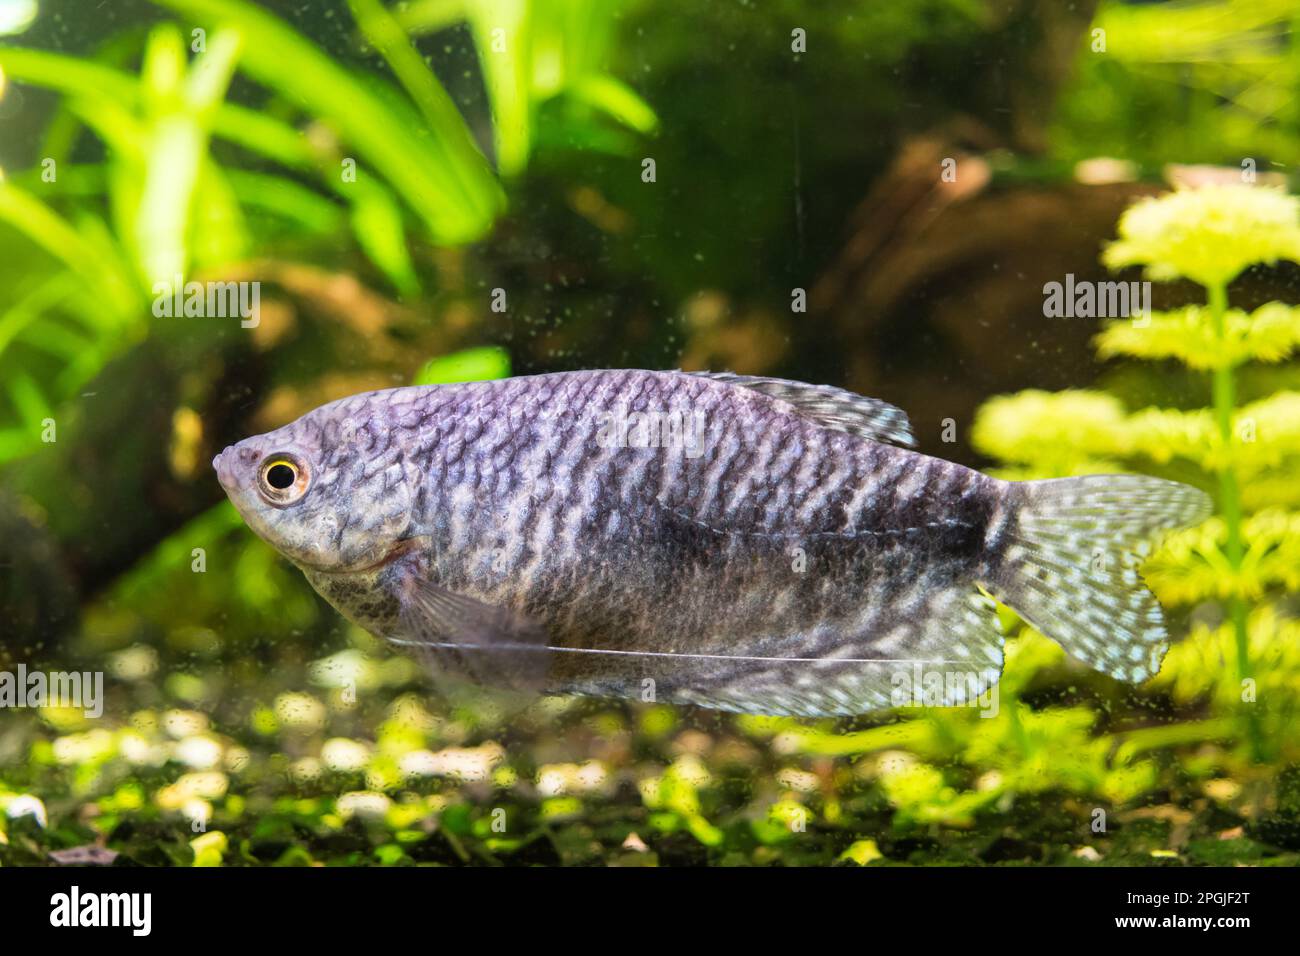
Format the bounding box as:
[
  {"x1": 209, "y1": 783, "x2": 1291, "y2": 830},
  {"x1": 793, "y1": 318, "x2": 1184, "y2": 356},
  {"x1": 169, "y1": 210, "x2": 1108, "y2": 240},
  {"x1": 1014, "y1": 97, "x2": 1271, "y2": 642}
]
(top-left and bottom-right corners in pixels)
[
  {"x1": 1053, "y1": 0, "x2": 1300, "y2": 172},
  {"x1": 974, "y1": 183, "x2": 1300, "y2": 763},
  {"x1": 397, "y1": 0, "x2": 660, "y2": 173},
  {"x1": 0, "y1": 0, "x2": 655, "y2": 465}
]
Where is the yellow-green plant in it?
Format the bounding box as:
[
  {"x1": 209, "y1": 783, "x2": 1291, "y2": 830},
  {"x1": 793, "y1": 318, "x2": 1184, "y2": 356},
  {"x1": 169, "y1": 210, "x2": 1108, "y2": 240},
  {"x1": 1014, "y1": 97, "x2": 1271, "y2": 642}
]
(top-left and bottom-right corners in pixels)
[{"x1": 974, "y1": 183, "x2": 1300, "y2": 762}]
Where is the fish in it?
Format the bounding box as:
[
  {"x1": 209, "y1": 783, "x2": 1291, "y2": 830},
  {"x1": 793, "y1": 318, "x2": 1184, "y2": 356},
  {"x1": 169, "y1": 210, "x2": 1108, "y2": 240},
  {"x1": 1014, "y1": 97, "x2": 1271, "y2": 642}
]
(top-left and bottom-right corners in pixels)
[{"x1": 213, "y1": 369, "x2": 1211, "y2": 717}]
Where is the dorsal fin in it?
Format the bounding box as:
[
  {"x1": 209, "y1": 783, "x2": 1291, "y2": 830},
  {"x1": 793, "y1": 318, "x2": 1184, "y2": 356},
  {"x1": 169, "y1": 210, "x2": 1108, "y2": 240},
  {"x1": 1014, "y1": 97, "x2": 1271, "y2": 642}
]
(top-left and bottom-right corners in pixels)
[{"x1": 689, "y1": 371, "x2": 916, "y2": 447}]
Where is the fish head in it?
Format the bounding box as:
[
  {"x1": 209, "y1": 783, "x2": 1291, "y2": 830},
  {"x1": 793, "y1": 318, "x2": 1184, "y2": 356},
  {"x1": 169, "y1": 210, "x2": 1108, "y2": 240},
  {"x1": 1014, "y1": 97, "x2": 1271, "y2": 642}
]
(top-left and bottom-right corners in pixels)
[{"x1": 213, "y1": 396, "x2": 414, "y2": 573}]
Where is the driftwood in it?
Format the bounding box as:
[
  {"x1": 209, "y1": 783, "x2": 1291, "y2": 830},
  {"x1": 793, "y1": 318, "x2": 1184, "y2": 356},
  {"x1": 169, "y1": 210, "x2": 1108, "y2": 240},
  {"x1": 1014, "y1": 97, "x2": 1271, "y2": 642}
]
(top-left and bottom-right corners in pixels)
[{"x1": 810, "y1": 132, "x2": 1161, "y2": 453}]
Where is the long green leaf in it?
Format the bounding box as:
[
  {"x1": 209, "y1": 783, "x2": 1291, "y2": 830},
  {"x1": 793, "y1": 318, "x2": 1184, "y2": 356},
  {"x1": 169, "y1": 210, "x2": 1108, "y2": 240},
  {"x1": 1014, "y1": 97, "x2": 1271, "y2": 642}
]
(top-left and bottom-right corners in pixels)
[
  {"x1": 0, "y1": 184, "x2": 138, "y2": 321},
  {"x1": 0, "y1": 273, "x2": 83, "y2": 362},
  {"x1": 396, "y1": 0, "x2": 466, "y2": 35},
  {"x1": 0, "y1": 46, "x2": 316, "y2": 167},
  {"x1": 5, "y1": 371, "x2": 52, "y2": 428},
  {"x1": 150, "y1": 0, "x2": 504, "y2": 243},
  {"x1": 349, "y1": 183, "x2": 420, "y2": 297},
  {"x1": 567, "y1": 74, "x2": 658, "y2": 134},
  {"x1": 134, "y1": 24, "x2": 244, "y2": 284},
  {"x1": 465, "y1": 0, "x2": 532, "y2": 176},
  {"x1": 223, "y1": 170, "x2": 343, "y2": 233}
]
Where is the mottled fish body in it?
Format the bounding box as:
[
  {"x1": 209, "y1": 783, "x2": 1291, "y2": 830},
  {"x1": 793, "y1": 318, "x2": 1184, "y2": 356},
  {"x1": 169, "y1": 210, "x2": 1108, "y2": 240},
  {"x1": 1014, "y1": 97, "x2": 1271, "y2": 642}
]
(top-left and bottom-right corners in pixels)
[{"x1": 215, "y1": 369, "x2": 1210, "y2": 716}]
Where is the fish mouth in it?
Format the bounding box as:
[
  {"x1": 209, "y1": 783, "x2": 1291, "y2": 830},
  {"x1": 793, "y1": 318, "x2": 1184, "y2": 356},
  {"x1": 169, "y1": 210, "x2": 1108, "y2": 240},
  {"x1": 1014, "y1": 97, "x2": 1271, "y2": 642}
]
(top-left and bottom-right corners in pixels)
[{"x1": 212, "y1": 447, "x2": 234, "y2": 488}]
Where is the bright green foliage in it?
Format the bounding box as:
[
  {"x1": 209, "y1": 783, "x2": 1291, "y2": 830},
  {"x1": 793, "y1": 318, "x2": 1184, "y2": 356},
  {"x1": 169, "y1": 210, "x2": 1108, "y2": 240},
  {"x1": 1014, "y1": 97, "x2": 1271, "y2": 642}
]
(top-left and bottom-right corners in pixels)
[
  {"x1": 1144, "y1": 511, "x2": 1300, "y2": 603},
  {"x1": 154, "y1": 0, "x2": 505, "y2": 244},
  {"x1": 1097, "y1": 303, "x2": 1300, "y2": 371},
  {"x1": 0, "y1": 24, "x2": 247, "y2": 460},
  {"x1": 399, "y1": 0, "x2": 660, "y2": 174},
  {"x1": 1155, "y1": 605, "x2": 1300, "y2": 715},
  {"x1": 1103, "y1": 185, "x2": 1300, "y2": 286},
  {"x1": 973, "y1": 388, "x2": 1300, "y2": 484},
  {"x1": 971, "y1": 390, "x2": 1129, "y2": 476}
]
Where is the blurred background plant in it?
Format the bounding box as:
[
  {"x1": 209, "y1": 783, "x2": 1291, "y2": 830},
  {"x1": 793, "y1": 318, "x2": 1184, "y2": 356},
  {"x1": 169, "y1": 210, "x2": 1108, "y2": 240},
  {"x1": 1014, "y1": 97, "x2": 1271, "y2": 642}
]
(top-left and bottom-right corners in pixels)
[
  {"x1": 1054, "y1": 0, "x2": 1300, "y2": 173},
  {"x1": 1, "y1": 0, "x2": 1299, "y2": 866}
]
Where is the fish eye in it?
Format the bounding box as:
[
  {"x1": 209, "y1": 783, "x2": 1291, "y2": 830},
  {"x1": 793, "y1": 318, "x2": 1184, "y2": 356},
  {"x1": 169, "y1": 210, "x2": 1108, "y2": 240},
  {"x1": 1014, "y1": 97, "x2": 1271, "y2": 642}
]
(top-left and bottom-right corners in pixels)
[
  {"x1": 266, "y1": 463, "x2": 296, "y2": 489},
  {"x1": 258, "y1": 454, "x2": 310, "y2": 505}
]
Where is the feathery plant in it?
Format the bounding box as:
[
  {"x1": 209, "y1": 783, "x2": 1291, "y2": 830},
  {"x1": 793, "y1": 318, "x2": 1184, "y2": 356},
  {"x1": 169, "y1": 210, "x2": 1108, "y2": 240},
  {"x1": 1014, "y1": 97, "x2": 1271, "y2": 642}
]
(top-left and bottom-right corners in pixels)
[{"x1": 974, "y1": 184, "x2": 1300, "y2": 765}]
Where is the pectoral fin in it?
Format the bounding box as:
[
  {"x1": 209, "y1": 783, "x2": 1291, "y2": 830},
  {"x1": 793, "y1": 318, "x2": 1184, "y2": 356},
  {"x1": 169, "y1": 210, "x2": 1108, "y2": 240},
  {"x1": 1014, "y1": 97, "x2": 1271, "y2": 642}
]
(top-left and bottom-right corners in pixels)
[{"x1": 391, "y1": 577, "x2": 552, "y2": 693}]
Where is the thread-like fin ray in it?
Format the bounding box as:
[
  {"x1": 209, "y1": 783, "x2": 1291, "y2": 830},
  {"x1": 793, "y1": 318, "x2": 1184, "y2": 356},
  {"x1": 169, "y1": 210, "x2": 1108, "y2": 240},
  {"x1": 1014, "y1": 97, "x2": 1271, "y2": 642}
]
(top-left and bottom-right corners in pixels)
[
  {"x1": 690, "y1": 371, "x2": 916, "y2": 447},
  {"x1": 989, "y1": 474, "x2": 1211, "y2": 682}
]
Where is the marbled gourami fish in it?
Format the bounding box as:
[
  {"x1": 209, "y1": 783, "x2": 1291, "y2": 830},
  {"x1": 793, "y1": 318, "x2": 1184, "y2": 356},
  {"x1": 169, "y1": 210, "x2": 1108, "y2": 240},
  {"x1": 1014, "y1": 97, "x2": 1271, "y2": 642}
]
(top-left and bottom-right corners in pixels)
[{"x1": 214, "y1": 369, "x2": 1210, "y2": 716}]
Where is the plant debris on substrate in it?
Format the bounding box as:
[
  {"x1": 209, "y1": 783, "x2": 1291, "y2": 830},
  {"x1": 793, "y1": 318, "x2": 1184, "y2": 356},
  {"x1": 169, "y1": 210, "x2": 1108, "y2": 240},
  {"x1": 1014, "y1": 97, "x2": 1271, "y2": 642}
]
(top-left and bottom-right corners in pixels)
[{"x1": 1, "y1": 622, "x2": 1297, "y2": 867}]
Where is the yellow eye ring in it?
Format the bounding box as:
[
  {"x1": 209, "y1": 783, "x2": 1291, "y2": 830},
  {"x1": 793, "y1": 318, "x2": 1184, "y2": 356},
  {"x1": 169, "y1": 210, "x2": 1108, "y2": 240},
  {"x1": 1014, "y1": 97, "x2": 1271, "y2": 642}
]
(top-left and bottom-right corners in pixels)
[{"x1": 258, "y1": 454, "x2": 309, "y2": 504}]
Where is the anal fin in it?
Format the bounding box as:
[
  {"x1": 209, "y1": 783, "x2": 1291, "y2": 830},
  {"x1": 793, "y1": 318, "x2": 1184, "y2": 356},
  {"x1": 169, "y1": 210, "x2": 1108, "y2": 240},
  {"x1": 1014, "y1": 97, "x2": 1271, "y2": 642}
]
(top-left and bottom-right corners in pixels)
[
  {"x1": 727, "y1": 586, "x2": 1006, "y2": 716},
  {"x1": 555, "y1": 586, "x2": 1005, "y2": 717},
  {"x1": 388, "y1": 575, "x2": 1005, "y2": 719}
]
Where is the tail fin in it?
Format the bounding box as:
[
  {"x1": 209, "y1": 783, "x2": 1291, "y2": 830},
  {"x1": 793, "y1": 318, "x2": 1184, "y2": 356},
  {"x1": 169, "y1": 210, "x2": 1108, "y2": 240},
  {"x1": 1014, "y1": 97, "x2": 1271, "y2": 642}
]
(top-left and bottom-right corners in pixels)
[{"x1": 990, "y1": 475, "x2": 1211, "y2": 682}]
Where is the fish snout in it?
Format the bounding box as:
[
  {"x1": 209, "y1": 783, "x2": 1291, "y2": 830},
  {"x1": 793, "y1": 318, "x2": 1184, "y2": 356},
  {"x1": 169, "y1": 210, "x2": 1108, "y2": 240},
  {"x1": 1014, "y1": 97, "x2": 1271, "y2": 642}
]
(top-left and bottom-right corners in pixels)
[
  {"x1": 213, "y1": 444, "x2": 259, "y2": 489},
  {"x1": 212, "y1": 446, "x2": 233, "y2": 488}
]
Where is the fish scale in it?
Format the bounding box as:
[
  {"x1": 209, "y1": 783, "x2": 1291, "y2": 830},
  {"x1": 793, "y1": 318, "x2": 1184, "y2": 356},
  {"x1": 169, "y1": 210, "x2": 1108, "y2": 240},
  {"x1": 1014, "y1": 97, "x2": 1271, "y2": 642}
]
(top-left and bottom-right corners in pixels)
[{"x1": 215, "y1": 368, "x2": 1213, "y2": 716}]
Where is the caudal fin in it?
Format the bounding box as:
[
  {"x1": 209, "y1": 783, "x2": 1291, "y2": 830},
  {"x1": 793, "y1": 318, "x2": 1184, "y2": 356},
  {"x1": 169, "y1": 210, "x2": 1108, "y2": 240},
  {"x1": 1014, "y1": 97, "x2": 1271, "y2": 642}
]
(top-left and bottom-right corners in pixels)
[{"x1": 990, "y1": 475, "x2": 1211, "y2": 682}]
